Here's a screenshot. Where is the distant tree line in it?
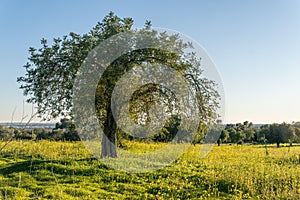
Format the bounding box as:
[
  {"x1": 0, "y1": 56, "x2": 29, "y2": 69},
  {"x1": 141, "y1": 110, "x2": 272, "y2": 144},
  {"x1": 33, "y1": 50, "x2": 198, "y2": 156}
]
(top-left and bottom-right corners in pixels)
[
  {"x1": 216, "y1": 121, "x2": 300, "y2": 147},
  {"x1": 0, "y1": 118, "x2": 80, "y2": 141},
  {"x1": 1, "y1": 119, "x2": 300, "y2": 147}
]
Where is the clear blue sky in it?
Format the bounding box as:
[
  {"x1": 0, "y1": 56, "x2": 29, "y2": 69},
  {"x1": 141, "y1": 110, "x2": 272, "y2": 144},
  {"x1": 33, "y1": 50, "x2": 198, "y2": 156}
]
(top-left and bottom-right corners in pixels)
[{"x1": 1, "y1": 0, "x2": 300, "y2": 123}]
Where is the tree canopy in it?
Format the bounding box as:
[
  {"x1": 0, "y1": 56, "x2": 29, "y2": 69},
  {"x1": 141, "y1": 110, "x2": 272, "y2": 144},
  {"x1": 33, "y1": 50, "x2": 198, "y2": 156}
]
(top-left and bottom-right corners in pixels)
[{"x1": 17, "y1": 12, "x2": 220, "y2": 157}]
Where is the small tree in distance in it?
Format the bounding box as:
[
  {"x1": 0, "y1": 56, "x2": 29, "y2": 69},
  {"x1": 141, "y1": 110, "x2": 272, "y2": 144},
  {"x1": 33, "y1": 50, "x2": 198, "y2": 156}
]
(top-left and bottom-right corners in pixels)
[
  {"x1": 264, "y1": 123, "x2": 296, "y2": 148},
  {"x1": 217, "y1": 129, "x2": 229, "y2": 146}
]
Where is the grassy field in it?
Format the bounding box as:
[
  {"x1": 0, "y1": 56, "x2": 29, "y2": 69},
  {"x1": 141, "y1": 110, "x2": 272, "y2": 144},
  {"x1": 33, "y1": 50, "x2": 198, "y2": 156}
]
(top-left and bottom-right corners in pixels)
[{"x1": 0, "y1": 141, "x2": 299, "y2": 199}]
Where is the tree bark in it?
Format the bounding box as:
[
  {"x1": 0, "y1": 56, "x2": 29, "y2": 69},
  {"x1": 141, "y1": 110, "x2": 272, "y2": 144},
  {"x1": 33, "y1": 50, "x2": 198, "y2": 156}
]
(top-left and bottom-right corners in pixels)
[
  {"x1": 276, "y1": 141, "x2": 280, "y2": 148},
  {"x1": 101, "y1": 102, "x2": 117, "y2": 158}
]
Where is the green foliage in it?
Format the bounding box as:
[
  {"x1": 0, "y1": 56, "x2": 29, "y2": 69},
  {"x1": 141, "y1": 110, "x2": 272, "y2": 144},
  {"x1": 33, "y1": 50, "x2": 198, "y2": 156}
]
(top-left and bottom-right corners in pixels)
[
  {"x1": 34, "y1": 128, "x2": 51, "y2": 140},
  {"x1": 2, "y1": 119, "x2": 300, "y2": 147},
  {"x1": 152, "y1": 115, "x2": 181, "y2": 142},
  {"x1": 217, "y1": 121, "x2": 300, "y2": 146},
  {"x1": 223, "y1": 122, "x2": 252, "y2": 144},
  {"x1": 262, "y1": 123, "x2": 296, "y2": 147},
  {"x1": 17, "y1": 12, "x2": 219, "y2": 124},
  {"x1": 52, "y1": 118, "x2": 80, "y2": 141},
  {"x1": 217, "y1": 129, "x2": 229, "y2": 145},
  {"x1": 17, "y1": 12, "x2": 220, "y2": 157},
  {"x1": 0, "y1": 127, "x2": 35, "y2": 141},
  {"x1": 292, "y1": 122, "x2": 300, "y2": 143},
  {"x1": 17, "y1": 12, "x2": 134, "y2": 119}
]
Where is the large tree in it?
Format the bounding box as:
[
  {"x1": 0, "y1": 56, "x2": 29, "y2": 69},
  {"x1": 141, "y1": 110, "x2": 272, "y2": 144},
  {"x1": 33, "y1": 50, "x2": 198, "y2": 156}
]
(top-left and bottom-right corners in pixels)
[{"x1": 17, "y1": 12, "x2": 220, "y2": 158}]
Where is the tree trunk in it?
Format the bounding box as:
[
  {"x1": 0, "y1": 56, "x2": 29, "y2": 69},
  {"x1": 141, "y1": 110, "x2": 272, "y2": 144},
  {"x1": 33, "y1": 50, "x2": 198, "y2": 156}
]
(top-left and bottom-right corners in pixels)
[
  {"x1": 276, "y1": 141, "x2": 280, "y2": 148},
  {"x1": 101, "y1": 102, "x2": 117, "y2": 158}
]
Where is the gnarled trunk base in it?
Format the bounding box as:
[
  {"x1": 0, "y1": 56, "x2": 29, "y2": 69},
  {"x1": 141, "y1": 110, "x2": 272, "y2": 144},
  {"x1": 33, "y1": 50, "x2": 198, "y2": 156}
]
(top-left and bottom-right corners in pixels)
[{"x1": 101, "y1": 133, "x2": 117, "y2": 158}]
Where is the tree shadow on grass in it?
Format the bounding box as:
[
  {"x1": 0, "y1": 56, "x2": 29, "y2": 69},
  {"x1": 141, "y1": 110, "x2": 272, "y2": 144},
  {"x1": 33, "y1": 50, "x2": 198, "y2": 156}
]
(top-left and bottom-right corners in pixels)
[
  {"x1": 0, "y1": 160, "x2": 46, "y2": 175},
  {"x1": 0, "y1": 157, "x2": 109, "y2": 175}
]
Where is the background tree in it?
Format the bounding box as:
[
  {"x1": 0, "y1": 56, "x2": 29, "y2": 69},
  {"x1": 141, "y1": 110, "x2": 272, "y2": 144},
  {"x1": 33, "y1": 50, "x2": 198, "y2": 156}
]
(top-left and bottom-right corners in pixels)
[
  {"x1": 52, "y1": 118, "x2": 80, "y2": 141},
  {"x1": 152, "y1": 115, "x2": 181, "y2": 142},
  {"x1": 292, "y1": 122, "x2": 300, "y2": 143},
  {"x1": 34, "y1": 128, "x2": 51, "y2": 140},
  {"x1": 265, "y1": 123, "x2": 296, "y2": 148},
  {"x1": 279, "y1": 123, "x2": 296, "y2": 146},
  {"x1": 205, "y1": 122, "x2": 223, "y2": 145},
  {"x1": 217, "y1": 129, "x2": 229, "y2": 146},
  {"x1": 17, "y1": 12, "x2": 220, "y2": 158},
  {"x1": 224, "y1": 123, "x2": 247, "y2": 144},
  {"x1": 266, "y1": 123, "x2": 280, "y2": 147},
  {"x1": 242, "y1": 121, "x2": 255, "y2": 142},
  {"x1": 258, "y1": 124, "x2": 270, "y2": 143}
]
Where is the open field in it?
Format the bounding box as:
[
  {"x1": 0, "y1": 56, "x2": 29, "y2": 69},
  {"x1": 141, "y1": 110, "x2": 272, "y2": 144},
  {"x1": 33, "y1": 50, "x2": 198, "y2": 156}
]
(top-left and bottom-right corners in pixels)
[{"x1": 0, "y1": 141, "x2": 299, "y2": 199}]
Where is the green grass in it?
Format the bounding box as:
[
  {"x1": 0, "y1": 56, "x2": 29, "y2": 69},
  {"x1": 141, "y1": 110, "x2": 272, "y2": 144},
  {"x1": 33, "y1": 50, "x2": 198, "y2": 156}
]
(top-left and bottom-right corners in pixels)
[{"x1": 0, "y1": 141, "x2": 299, "y2": 199}]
